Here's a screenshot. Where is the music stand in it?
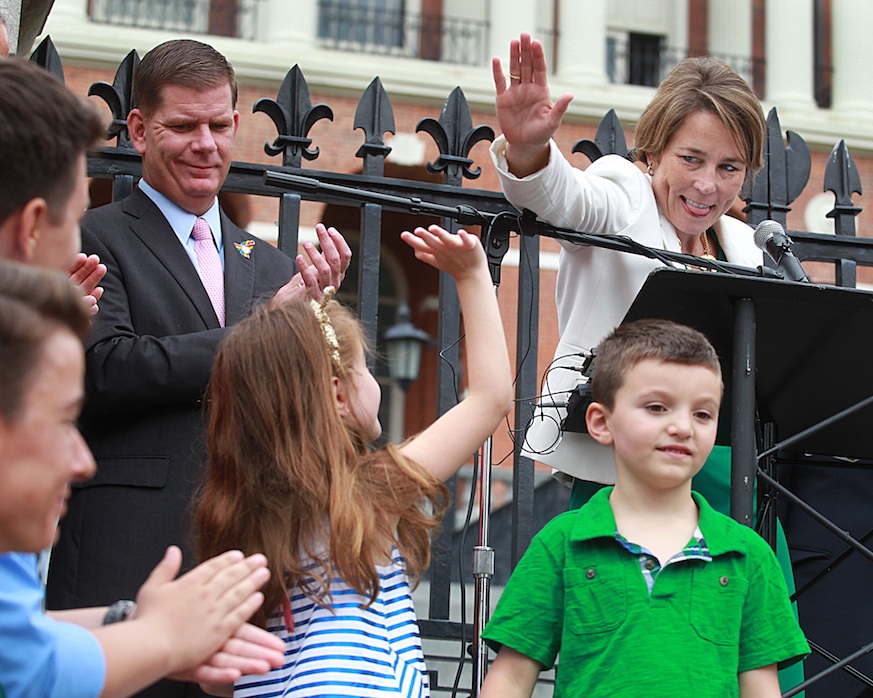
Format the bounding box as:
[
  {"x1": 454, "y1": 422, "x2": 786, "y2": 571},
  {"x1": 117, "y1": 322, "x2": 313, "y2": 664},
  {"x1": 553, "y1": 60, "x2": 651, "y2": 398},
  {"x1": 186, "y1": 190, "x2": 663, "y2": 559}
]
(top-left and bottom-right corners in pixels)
[{"x1": 620, "y1": 267, "x2": 873, "y2": 524}]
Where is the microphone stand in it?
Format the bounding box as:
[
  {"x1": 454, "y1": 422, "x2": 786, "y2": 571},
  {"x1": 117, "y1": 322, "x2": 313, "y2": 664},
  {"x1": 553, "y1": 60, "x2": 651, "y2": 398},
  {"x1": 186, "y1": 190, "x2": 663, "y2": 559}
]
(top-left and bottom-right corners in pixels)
[
  {"x1": 262, "y1": 168, "x2": 780, "y2": 695},
  {"x1": 469, "y1": 219, "x2": 511, "y2": 696}
]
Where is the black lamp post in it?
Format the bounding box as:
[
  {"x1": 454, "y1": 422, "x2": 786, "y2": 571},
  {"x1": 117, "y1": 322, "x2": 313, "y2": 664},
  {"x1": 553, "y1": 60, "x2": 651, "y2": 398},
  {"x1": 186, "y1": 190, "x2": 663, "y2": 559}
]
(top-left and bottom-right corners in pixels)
[{"x1": 384, "y1": 304, "x2": 431, "y2": 392}]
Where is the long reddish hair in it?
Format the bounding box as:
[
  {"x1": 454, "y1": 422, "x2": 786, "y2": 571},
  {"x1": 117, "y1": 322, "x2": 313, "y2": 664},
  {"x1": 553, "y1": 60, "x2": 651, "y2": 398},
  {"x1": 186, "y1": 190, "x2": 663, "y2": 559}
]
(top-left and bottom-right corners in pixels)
[{"x1": 196, "y1": 298, "x2": 447, "y2": 627}]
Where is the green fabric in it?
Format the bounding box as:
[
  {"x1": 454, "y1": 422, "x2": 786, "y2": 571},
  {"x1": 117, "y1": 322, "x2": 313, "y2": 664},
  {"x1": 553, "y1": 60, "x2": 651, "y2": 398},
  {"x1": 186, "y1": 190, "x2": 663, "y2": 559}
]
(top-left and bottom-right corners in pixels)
[
  {"x1": 485, "y1": 488, "x2": 809, "y2": 698},
  {"x1": 568, "y1": 446, "x2": 806, "y2": 695},
  {"x1": 569, "y1": 477, "x2": 606, "y2": 510},
  {"x1": 692, "y1": 445, "x2": 805, "y2": 695}
]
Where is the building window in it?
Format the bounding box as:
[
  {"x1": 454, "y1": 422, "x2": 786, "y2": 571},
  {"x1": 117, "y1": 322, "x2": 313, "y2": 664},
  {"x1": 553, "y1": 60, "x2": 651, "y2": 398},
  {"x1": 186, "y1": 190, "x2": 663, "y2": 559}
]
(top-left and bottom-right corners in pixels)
[
  {"x1": 89, "y1": 0, "x2": 261, "y2": 40},
  {"x1": 628, "y1": 32, "x2": 662, "y2": 87},
  {"x1": 606, "y1": 31, "x2": 664, "y2": 86},
  {"x1": 318, "y1": 0, "x2": 405, "y2": 50},
  {"x1": 316, "y1": 0, "x2": 489, "y2": 66}
]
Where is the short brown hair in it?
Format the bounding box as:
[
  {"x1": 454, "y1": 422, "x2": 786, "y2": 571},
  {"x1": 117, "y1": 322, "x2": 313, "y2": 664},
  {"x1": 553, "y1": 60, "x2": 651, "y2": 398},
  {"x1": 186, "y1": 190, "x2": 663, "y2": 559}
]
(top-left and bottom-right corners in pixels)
[
  {"x1": 592, "y1": 319, "x2": 722, "y2": 410},
  {"x1": 0, "y1": 59, "x2": 103, "y2": 225},
  {"x1": 134, "y1": 39, "x2": 238, "y2": 115},
  {"x1": 632, "y1": 57, "x2": 765, "y2": 174},
  {"x1": 0, "y1": 260, "x2": 90, "y2": 420}
]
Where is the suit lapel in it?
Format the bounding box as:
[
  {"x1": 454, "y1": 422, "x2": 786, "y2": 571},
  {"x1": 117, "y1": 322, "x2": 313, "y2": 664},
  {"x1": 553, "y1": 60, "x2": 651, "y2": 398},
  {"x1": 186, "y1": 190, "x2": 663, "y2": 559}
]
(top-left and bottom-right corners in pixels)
[
  {"x1": 123, "y1": 189, "x2": 221, "y2": 329},
  {"x1": 221, "y1": 212, "x2": 256, "y2": 326}
]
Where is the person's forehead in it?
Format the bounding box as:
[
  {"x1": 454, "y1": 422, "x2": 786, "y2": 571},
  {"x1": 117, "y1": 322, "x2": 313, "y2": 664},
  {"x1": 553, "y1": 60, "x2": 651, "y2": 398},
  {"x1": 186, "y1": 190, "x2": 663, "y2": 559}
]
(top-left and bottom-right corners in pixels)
[
  {"x1": 620, "y1": 358, "x2": 721, "y2": 395},
  {"x1": 154, "y1": 82, "x2": 233, "y2": 112}
]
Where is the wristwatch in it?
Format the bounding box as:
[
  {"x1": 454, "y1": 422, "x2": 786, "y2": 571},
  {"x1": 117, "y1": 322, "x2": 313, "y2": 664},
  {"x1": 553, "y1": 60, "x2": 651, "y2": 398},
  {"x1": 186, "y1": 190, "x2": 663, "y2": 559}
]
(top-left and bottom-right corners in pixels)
[{"x1": 102, "y1": 599, "x2": 137, "y2": 625}]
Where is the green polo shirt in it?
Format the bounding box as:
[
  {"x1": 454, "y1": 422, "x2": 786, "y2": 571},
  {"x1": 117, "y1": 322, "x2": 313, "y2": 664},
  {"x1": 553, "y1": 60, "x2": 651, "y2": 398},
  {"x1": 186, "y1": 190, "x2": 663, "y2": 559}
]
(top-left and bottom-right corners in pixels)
[{"x1": 483, "y1": 488, "x2": 809, "y2": 698}]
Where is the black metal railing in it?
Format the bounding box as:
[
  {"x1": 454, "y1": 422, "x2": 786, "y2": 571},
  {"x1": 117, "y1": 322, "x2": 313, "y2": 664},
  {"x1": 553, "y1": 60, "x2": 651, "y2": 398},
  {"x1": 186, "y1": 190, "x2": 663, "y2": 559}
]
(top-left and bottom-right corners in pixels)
[
  {"x1": 317, "y1": 0, "x2": 488, "y2": 66},
  {"x1": 89, "y1": 0, "x2": 261, "y2": 40},
  {"x1": 606, "y1": 37, "x2": 760, "y2": 88},
  {"x1": 606, "y1": 36, "x2": 834, "y2": 108}
]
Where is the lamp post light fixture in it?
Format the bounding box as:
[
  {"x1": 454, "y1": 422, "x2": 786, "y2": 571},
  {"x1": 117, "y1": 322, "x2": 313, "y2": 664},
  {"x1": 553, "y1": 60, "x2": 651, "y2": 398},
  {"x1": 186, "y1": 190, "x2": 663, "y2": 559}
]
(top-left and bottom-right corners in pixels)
[{"x1": 384, "y1": 303, "x2": 432, "y2": 392}]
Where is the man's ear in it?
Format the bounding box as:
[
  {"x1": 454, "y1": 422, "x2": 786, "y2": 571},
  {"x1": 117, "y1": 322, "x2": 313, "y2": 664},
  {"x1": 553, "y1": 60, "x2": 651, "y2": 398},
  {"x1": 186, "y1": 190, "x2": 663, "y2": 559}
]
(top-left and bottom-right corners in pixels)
[
  {"x1": 1, "y1": 198, "x2": 49, "y2": 264},
  {"x1": 127, "y1": 109, "x2": 147, "y2": 155},
  {"x1": 585, "y1": 402, "x2": 614, "y2": 446}
]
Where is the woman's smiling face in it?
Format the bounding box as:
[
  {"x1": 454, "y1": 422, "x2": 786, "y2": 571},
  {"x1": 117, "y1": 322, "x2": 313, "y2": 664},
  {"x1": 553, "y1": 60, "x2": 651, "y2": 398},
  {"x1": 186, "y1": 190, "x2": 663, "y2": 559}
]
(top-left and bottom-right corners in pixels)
[{"x1": 649, "y1": 110, "x2": 747, "y2": 242}]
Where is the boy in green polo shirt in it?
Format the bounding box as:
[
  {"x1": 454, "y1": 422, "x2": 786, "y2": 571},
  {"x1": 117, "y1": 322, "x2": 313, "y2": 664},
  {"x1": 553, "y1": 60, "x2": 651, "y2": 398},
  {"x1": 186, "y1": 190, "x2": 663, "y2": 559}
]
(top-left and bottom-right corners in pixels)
[{"x1": 481, "y1": 319, "x2": 808, "y2": 698}]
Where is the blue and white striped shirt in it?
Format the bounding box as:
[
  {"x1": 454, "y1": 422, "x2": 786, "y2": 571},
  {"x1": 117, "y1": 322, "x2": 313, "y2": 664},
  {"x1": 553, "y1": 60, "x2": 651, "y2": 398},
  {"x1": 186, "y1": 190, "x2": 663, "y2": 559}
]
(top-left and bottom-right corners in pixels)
[{"x1": 235, "y1": 548, "x2": 428, "y2": 697}]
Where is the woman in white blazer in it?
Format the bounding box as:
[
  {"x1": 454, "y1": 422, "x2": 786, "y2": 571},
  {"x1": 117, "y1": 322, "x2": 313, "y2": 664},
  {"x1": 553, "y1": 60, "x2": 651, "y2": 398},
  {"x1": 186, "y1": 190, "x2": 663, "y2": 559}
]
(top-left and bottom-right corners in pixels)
[{"x1": 491, "y1": 32, "x2": 765, "y2": 500}]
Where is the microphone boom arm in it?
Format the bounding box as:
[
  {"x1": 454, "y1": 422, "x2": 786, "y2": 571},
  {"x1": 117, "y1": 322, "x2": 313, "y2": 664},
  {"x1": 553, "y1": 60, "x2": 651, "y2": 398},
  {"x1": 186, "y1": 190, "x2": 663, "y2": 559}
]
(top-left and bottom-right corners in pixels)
[{"x1": 263, "y1": 170, "x2": 781, "y2": 280}]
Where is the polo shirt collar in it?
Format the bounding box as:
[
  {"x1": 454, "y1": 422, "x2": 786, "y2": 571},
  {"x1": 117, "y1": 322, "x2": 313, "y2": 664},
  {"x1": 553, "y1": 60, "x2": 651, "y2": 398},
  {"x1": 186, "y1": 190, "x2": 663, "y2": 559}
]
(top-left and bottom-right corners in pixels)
[{"x1": 569, "y1": 486, "x2": 747, "y2": 557}]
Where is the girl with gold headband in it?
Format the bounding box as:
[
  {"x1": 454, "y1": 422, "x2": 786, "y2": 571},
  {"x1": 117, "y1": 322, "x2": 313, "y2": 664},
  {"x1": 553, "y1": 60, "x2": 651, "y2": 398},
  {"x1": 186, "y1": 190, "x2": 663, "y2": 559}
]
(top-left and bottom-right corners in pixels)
[{"x1": 196, "y1": 224, "x2": 513, "y2": 697}]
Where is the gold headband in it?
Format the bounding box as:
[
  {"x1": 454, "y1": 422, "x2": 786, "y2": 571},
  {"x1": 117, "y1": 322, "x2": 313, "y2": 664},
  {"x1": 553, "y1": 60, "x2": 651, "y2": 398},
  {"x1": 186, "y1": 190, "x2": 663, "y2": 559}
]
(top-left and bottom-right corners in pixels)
[{"x1": 310, "y1": 286, "x2": 341, "y2": 368}]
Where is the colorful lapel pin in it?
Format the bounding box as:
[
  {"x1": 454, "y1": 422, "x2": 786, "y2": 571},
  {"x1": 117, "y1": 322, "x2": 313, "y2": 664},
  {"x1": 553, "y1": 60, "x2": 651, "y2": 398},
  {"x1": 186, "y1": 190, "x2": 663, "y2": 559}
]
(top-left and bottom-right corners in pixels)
[{"x1": 234, "y1": 240, "x2": 256, "y2": 259}]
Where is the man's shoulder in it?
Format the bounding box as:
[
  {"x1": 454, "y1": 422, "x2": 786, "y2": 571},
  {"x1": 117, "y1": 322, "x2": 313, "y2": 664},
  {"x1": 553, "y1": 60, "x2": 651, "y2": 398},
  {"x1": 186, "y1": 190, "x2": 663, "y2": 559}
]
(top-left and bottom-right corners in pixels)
[
  {"x1": 82, "y1": 190, "x2": 153, "y2": 236},
  {"x1": 83, "y1": 198, "x2": 128, "y2": 226}
]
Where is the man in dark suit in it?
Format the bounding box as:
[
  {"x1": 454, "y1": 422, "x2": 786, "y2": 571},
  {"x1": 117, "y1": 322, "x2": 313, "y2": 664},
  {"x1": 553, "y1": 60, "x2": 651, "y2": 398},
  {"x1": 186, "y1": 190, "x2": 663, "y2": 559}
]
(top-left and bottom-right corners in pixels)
[{"x1": 46, "y1": 39, "x2": 350, "y2": 697}]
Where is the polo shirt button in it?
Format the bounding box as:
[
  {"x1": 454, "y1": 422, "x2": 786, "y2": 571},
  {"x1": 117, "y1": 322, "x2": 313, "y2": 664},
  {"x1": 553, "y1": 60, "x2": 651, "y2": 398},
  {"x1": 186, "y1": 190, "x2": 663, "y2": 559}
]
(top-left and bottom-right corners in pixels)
[
  {"x1": 720, "y1": 576, "x2": 729, "y2": 586},
  {"x1": 644, "y1": 559, "x2": 656, "y2": 570},
  {"x1": 586, "y1": 568, "x2": 596, "y2": 579}
]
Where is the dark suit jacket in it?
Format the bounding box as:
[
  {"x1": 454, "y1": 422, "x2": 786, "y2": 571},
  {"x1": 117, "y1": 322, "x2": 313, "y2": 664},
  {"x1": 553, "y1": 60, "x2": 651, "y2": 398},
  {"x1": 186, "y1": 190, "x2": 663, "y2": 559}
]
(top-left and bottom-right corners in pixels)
[{"x1": 46, "y1": 188, "x2": 295, "y2": 611}]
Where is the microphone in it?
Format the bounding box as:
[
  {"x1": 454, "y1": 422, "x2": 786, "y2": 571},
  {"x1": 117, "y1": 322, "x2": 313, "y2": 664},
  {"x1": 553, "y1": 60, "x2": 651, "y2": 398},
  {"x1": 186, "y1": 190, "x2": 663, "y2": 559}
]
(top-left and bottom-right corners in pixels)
[{"x1": 753, "y1": 220, "x2": 809, "y2": 283}]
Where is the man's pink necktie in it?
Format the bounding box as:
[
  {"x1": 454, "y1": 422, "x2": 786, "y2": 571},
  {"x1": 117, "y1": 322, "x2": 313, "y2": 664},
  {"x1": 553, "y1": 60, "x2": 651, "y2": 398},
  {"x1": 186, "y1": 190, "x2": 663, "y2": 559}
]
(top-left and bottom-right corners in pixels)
[{"x1": 191, "y1": 217, "x2": 225, "y2": 327}]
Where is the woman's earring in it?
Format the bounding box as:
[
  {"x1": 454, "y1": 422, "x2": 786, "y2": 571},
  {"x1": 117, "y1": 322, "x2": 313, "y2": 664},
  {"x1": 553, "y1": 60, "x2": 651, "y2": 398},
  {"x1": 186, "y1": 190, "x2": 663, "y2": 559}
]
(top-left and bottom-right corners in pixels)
[{"x1": 647, "y1": 164, "x2": 654, "y2": 176}]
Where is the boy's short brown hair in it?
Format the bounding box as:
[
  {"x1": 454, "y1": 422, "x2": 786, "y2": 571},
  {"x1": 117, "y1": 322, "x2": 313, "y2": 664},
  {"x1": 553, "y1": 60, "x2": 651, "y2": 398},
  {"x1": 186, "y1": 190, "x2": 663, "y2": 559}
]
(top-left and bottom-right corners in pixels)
[
  {"x1": 0, "y1": 260, "x2": 90, "y2": 420},
  {"x1": 0, "y1": 59, "x2": 103, "y2": 226},
  {"x1": 592, "y1": 319, "x2": 722, "y2": 410}
]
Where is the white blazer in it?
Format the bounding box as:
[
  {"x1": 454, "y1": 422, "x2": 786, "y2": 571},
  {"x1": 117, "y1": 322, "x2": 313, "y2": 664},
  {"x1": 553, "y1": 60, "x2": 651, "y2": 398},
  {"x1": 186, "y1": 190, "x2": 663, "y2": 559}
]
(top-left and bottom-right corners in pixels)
[{"x1": 491, "y1": 136, "x2": 764, "y2": 483}]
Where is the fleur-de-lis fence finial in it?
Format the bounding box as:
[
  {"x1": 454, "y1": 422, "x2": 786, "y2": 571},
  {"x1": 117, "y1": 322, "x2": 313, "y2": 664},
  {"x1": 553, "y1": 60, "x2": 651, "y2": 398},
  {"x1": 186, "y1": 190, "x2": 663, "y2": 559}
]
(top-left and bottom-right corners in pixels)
[
  {"x1": 416, "y1": 86, "x2": 493, "y2": 184},
  {"x1": 744, "y1": 108, "x2": 810, "y2": 227},
  {"x1": 354, "y1": 77, "x2": 395, "y2": 175},
  {"x1": 824, "y1": 139, "x2": 863, "y2": 237},
  {"x1": 87, "y1": 50, "x2": 140, "y2": 149},
  {"x1": 572, "y1": 109, "x2": 632, "y2": 163},
  {"x1": 824, "y1": 139, "x2": 863, "y2": 287},
  {"x1": 29, "y1": 36, "x2": 65, "y2": 83},
  {"x1": 254, "y1": 65, "x2": 333, "y2": 168}
]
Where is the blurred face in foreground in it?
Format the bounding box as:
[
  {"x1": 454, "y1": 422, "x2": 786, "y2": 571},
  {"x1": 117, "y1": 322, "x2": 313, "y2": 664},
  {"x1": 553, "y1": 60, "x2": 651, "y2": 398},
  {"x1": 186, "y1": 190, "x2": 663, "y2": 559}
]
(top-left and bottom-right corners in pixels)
[{"x1": 0, "y1": 328, "x2": 95, "y2": 553}]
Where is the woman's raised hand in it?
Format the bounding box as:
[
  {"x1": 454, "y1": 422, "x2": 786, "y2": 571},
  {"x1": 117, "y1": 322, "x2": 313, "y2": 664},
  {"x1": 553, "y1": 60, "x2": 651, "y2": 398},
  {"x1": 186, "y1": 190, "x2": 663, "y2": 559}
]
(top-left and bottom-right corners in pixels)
[{"x1": 492, "y1": 32, "x2": 574, "y2": 176}]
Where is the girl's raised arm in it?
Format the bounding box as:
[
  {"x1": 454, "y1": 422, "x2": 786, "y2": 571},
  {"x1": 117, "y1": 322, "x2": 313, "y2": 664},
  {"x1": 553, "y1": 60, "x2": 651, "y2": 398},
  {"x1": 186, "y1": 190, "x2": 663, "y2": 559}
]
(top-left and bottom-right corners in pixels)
[{"x1": 398, "y1": 225, "x2": 513, "y2": 482}]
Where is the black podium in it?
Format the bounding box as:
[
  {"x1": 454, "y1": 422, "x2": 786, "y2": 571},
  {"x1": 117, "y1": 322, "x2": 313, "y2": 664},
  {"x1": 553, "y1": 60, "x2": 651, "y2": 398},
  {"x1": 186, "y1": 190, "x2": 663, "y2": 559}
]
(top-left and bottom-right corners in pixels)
[
  {"x1": 620, "y1": 267, "x2": 873, "y2": 524},
  {"x1": 621, "y1": 267, "x2": 873, "y2": 696}
]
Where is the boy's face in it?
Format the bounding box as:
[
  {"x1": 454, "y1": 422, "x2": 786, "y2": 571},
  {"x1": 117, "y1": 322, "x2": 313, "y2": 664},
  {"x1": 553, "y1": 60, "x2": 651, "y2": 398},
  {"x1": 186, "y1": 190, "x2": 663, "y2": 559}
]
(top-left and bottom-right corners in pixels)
[
  {"x1": 0, "y1": 328, "x2": 95, "y2": 553},
  {"x1": 587, "y1": 358, "x2": 721, "y2": 492}
]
